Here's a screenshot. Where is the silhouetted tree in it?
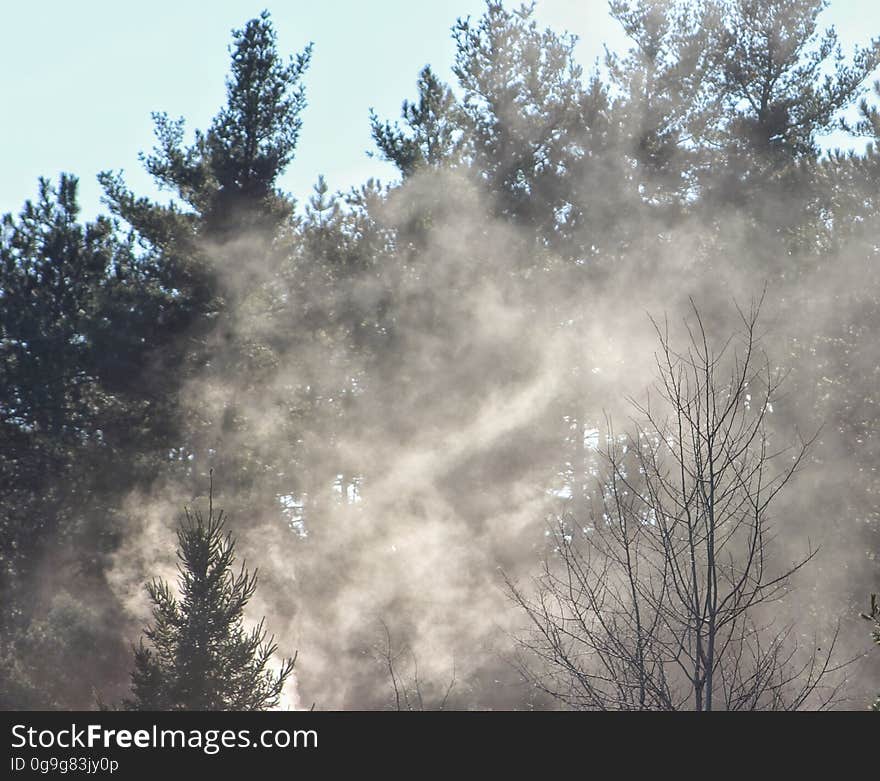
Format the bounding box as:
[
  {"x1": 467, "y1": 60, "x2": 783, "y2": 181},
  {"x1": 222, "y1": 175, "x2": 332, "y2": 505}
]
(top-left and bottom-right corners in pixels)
[
  {"x1": 0, "y1": 175, "x2": 152, "y2": 708},
  {"x1": 126, "y1": 483, "x2": 295, "y2": 710},
  {"x1": 371, "y1": 66, "x2": 463, "y2": 178},
  {"x1": 374, "y1": 620, "x2": 457, "y2": 711},
  {"x1": 4, "y1": 0, "x2": 880, "y2": 712},
  {"x1": 98, "y1": 10, "x2": 313, "y2": 507},
  {"x1": 508, "y1": 298, "x2": 845, "y2": 710}
]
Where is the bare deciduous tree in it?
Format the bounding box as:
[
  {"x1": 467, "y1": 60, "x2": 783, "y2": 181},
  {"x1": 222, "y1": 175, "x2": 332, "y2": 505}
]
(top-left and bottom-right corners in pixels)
[
  {"x1": 508, "y1": 297, "x2": 845, "y2": 710},
  {"x1": 374, "y1": 620, "x2": 457, "y2": 711}
]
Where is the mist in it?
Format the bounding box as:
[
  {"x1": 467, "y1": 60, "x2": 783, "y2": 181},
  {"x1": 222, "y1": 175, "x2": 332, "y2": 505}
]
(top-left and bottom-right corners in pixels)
[{"x1": 2, "y1": 0, "x2": 879, "y2": 711}]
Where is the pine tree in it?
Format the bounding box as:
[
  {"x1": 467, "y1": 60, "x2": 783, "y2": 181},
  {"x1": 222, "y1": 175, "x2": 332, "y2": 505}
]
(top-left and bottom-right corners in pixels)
[
  {"x1": 370, "y1": 65, "x2": 463, "y2": 178},
  {"x1": 451, "y1": 1, "x2": 587, "y2": 237},
  {"x1": 103, "y1": 10, "x2": 312, "y2": 245},
  {"x1": 0, "y1": 175, "x2": 154, "y2": 707},
  {"x1": 97, "y1": 10, "x2": 312, "y2": 505},
  {"x1": 125, "y1": 482, "x2": 295, "y2": 710}
]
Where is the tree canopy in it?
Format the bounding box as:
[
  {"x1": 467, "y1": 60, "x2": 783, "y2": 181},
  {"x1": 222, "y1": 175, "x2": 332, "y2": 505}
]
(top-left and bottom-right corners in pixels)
[{"x1": 2, "y1": 1, "x2": 878, "y2": 711}]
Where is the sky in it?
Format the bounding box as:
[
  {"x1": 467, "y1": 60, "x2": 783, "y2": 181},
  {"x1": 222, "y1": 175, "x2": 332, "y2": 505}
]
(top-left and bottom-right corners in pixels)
[{"x1": 2, "y1": 0, "x2": 878, "y2": 221}]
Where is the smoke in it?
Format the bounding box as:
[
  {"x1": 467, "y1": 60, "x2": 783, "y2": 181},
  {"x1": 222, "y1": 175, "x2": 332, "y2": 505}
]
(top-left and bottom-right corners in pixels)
[
  {"x1": 29, "y1": 2, "x2": 870, "y2": 710},
  {"x1": 93, "y1": 155, "x2": 873, "y2": 709}
]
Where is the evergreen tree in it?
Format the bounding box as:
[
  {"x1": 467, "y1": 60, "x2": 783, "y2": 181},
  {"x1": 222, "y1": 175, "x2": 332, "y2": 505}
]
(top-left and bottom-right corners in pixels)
[
  {"x1": 103, "y1": 10, "x2": 312, "y2": 245},
  {"x1": 370, "y1": 66, "x2": 463, "y2": 178},
  {"x1": 5, "y1": 0, "x2": 880, "y2": 712},
  {"x1": 451, "y1": 1, "x2": 588, "y2": 239},
  {"x1": 0, "y1": 175, "x2": 156, "y2": 708},
  {"x1": 606, "y1": 0, "x2": 720, "y2": 208},
  {"x1": 711, "y1": 0, "x2": 879, "y2": 167},
  {"x1": 98, "y1": 11, "x2": 312, "y2": 502},
  {"x1": 126, "y1": 483, "x2": 295, "y2": 710}
]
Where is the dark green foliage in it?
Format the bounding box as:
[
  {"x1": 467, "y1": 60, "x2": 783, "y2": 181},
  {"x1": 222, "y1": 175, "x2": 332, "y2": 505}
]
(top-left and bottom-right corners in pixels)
[
  {"x1": 452, "y1": 2, "x2": 587, "y2": 232},
  {"x1": 208, "y1": 11, "x2": 312, "y2": 201},
  {"x1": 712, "y1": 0, "x2": 880, "y2": 163},
  {"x1": 0, "y1": 175, "x2": 129, "y2": 599},
  {"x1": 3, "y1": 0, "x2": 880, "y2": 711},
  {"x1": 126, "y1": 491, "x2": 295, "y2": 711},
  {"x1": 99, "y1": 10, "x2": 311, "y2": 343},
  {"x1": 0, "y1": 175, "x2": 160, "y2": 708},
  {"x1": 1, "y1": 176, "x2": 107, "y2": 430},
  {"x1": 115, "y1": 10, "x2": 312, "y2": 240},
  {"x1": 97, "y1": 11, "x2": 313, "y2": 505},
  {"x1": 371, "y1": 66, "x2": 463, "y2": 177},
  {"x1": 606, "y1": 0, "x2": 720, "y2": 192}
]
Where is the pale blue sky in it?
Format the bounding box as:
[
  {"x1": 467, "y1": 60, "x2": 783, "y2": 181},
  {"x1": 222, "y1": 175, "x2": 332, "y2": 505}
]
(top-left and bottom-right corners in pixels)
[{"x1": 2, "y1": 1, "x2": 878, "y2": 221}]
